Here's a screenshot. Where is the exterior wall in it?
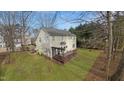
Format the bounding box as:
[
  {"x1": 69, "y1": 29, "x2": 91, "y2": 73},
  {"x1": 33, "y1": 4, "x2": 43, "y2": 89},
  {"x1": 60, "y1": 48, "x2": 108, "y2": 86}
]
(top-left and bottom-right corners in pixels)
[
  {"x1": 50, "y1": 35, "x2": 76, "y2": 53},
  {"x1": 0, "y1": 35, "x2": 6, "y2": 48},
  {"x1": 15, "y1": 36, "x2": 31, "y2": 48},
  {"x1": 0, "y1": 35, "x2": 7, "y2": 52},
  {"x1": 15, "y1": 43, "x2": 21, "y2": 48},
  {"x1": 36, "y1": 30, "x2": 52, "y2": 58},
  {"x1": 0, "y1": 34, "x2": 32, "y2": 52},
  {"x1": 36, "y1": 29, "x2": 76, "y2": 58},
  {"x1": 65, "y1": 36, "x2": 76, "y2": 52},
  {"x1": 50, "y1": 36, "x2": 65, "y2": 48},
  {"x1": 15, "y1": 39, "x2": 21, "y2": 48},
  {"x1": 23, "y1": 36, "x2": 31, "y2": 45}
]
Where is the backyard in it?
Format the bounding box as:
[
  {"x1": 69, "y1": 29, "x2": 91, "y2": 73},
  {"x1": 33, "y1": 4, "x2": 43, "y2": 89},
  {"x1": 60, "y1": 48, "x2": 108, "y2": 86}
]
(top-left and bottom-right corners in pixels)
[{"x1": 0, "y1": 48, "x2": 100, "y2": 80}]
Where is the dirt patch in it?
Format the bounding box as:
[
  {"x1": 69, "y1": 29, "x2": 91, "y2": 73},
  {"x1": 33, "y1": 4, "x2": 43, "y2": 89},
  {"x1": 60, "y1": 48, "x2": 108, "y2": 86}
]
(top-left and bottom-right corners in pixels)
[
  {"x1": 85, "y1": 50, "x2": 123, "y2": 81},
  {"x1": 0, "y1": 52, "x2": 10, "y2": 64},
  {"x1": 85, "y1": 51, "x2": 107, "y2": 80},
  {"x1": 0, "y1": 48, "x2": 7, "y2": 53}
]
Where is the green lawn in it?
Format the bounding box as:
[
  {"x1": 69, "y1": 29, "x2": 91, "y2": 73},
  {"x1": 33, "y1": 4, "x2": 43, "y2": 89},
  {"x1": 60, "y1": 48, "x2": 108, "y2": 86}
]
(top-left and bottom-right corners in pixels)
[{"x1": 0, "y1": 48, "x2": 100, "y2": 80}]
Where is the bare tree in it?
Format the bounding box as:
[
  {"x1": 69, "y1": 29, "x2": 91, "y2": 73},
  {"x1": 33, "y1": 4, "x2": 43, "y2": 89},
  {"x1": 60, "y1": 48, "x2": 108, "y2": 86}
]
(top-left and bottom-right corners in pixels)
[
  {"x1": 0, "y1": 11, "x2": 17, "y2": 52},
  {"x1": 17, "y1": 11, "x2": 32, "y2": 46},
  {"x1": 37, "y1": 12, "x2": 59, "y2": 28},
  {"x1": 0, "y1": 11, "x2": 33, "y2": 52}
]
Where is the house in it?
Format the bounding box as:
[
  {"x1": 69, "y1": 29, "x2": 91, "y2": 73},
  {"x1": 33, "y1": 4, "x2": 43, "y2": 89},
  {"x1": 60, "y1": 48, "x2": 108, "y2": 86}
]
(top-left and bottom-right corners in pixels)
[
  {"x1": 14, "y1": 35, "x2": 31, "y2": 49},
  {"x1": 0, "y1": 33, "x2": 31, "y2": 52},
  {"x1": 35, "y1": 28, "x2": 76, "y2": 62},
  {"x1": 14, "y1": 38, "x2": 21, "y2": 48},
  {"x1": 25, "y1": 35, "x2": 31, "y2": 45},
  {"x1": 0, "y1": 35, "x2": 6, "y2": 52},
  {"x1": 31, "y1": 37, "x2": 37, "y2": 45},
  {"x1": 22, "y1": 35, "x2": 31, "y2": 46},
  {"x1": 0, "y1": 35, "x2": 6, "y2": 48}
]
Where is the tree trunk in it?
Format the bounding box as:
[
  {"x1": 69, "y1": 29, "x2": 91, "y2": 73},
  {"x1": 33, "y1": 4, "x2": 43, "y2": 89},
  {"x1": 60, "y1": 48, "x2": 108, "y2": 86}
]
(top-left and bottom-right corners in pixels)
[{"x1": 106, "y1": 11, "x2": 113, "y2": 80}]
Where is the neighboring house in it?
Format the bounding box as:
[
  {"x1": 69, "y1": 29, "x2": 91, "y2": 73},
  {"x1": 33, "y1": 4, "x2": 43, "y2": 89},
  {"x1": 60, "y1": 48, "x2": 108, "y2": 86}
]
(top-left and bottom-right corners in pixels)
[
  {"x1": 14, "y1": 38, "x2": 21, "y2": 48},
  {"x1": 0, "y1": 34, "x2": 31, "y2": 51},
  {"x1": 22, "y1": 35, "x2": 31, "y2": 46},
  {"x1": 35, "y1": 28, "x2": 76, "y2": 60},
  {"x1": 15, "y1": 35, "x2": 31, "y2": 48},
  {"x1": 25, "y1": 35, "x2": 31, "y2": 45},
  {"x1": 0, "y1": 35, "x2": 5, "y2": 48},
  {"x1": 0, "y1": 35, "x2": 6, "y2": 52},
  {"x1": 31, "y1": 37, "x2": 36, "y2": 45}
]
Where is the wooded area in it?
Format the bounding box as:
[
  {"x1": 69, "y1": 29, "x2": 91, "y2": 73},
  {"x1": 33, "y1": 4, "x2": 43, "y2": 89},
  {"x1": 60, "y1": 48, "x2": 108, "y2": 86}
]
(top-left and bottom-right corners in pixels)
[{"x1": 69, "y1": 11, "x2": 124, "y2": 80}]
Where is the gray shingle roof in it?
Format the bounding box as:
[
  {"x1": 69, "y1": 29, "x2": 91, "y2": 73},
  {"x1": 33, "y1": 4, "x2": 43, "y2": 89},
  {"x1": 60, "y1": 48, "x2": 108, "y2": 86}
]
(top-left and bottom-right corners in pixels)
[{"x1": 42, "y1": 28, "x2": 75, "y2": 36}]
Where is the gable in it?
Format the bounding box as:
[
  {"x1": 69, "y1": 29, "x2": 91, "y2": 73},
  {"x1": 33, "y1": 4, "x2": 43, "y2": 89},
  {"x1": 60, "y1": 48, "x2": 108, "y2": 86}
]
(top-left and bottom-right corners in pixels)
[{"x1": 35, "y1": 29, "x2": 50, "y2": 43}]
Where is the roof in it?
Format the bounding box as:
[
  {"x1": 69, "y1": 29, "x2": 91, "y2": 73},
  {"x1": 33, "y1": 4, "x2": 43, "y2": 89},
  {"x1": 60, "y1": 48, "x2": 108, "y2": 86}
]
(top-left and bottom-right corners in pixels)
[{"x1": 42, "y1": 28, "x2": 75, "y2": 36}]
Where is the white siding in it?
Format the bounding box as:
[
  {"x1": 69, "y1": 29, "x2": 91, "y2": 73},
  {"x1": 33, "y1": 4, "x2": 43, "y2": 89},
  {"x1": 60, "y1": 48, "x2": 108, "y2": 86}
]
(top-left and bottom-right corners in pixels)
[
  {"x1": 50, "y1": 36, "x2": 65, "y2": 48},
  {"x1": 65, "y1": 36, "x2": 76, "y2": 52},
  {"x1": 50, "y1": 36, "x2": 76, "y2": 53},
  {"x1": 0, "y1": 35, "x2": 5, "y2": 48},
  {"x1": 36, "y1": 30, "x2": 52, "y2": 58},
  {"x1": 36, "y1": 29, "x2": 77, "y2": 58},
  {"x1": 25, "y1": 36, "x2": 31, "y2": 45}
]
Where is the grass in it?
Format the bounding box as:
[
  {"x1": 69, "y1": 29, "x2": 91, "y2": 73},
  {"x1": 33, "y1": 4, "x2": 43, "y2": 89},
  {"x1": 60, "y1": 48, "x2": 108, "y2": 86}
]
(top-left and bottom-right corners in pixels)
[{"x1": 0, "y1": 48, "x2": 100, "y2": 80}]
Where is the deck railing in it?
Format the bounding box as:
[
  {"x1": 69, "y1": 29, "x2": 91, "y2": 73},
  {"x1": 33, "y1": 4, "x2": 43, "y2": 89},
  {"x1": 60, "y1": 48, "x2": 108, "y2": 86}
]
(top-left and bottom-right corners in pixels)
[{"x1": 53, "y1": 50, "x2": 76, "y2": 63}]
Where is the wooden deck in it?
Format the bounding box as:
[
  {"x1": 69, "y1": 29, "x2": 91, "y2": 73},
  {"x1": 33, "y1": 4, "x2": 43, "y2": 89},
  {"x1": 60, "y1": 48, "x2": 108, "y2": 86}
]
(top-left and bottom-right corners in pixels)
[{"x1": 53, "y1": 50, "x2": 76, "y2": 64}]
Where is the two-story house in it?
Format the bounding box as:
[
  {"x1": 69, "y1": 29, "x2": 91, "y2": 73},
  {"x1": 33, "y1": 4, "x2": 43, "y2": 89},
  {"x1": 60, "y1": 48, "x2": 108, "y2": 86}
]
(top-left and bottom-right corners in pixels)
[{"x1": 35, "y1": 28, "x2": 76, "y2": 62}]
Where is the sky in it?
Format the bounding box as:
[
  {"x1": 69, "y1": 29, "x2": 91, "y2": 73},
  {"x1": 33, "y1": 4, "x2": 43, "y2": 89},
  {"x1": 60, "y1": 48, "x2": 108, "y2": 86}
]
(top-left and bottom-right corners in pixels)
[
  {"x1": 56, "y1": 11, "x2": 97, "y2": 30},
  {"x1": 30, "y1": 11, "x2": 97, "y2": 30}
]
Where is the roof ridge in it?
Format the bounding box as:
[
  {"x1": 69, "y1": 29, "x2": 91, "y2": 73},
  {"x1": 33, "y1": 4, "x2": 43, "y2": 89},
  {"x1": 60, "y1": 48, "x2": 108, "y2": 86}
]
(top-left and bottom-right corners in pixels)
[{"x1": 42, "y1": 28, "x2": 75, "y2": 36}]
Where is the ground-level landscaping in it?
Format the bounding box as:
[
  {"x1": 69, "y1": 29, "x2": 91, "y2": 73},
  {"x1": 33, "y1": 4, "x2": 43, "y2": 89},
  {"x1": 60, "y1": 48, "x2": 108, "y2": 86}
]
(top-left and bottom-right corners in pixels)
[{"x1": 0, "y1": 48, "x2": 100, "y2": 80}]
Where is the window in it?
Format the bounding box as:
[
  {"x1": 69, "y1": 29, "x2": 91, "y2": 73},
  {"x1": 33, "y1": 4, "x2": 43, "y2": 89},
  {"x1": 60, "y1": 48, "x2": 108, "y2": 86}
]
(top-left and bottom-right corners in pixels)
[
  {"x1": 39, "y1": 37, "x2": 41, "y2": 42},
  {"x1": 0, "y1": 45, "x2": 2, "y2": 48},
  {"x1": 72, "y1": 44, "x2": 75, "y2": 48}
]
